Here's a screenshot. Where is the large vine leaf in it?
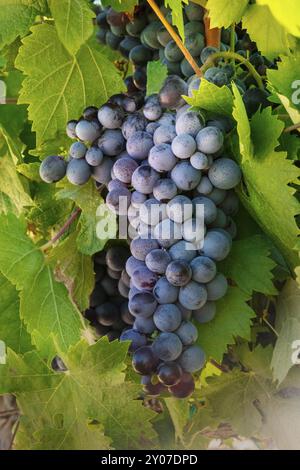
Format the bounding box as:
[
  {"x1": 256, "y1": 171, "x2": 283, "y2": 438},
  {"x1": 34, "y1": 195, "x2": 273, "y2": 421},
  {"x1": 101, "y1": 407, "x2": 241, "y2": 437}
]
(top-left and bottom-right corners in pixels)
[
  {"x1": 56, "y1": 181, "x2": 117, "y2": 256},
  {"x1": 0, "y1": 0, "x2": 47, "y2": 50},
  {"x1": 196, "y1": 287, "x2": 255, "y2": 362},
  {"x1": 267, "y1": 53, "x2": 300, "y2": 128},
  {"x1": 271, "y1": 279, "x2": 300, "y2": 384},
  {"x1": 48, "y1": 0, "x2": 94, "y2": 55},
  {"x1": 184, "y1": 79, "x2": 234, "y2": 117},
  {"x1": 0, "y1": 214, "x2": 86, "y2": 353},
  {"x1": 206, "y1": 0, "x2": 248, "y2": 29},
  {"x1": 15, "y1": 24, "x2": 125, "y2": 146},
  {"x1": 101, "y1": 0, "x2": 138, "y2": 12},
  {"x1": 232, "y1": 85, "x2": 300, "y2": 270},
  {"x1": 257, "y1": 0, "x2": 300, "y2": 38},
  {"x1": 50, "y1": 231, "x2": 95, "y2": 311},
  {"x1": 242, "y1": 4, "x2": 295, "y2": 59},
  {"x1": 0, "y1": 338, "x2": 157, "y2": 450},
  {"x1": 220, "y1": 235, "x2": 277, "y2": 296},
  {"x1": 0, "y1": 273, "x2": 32, "y2": 354}
]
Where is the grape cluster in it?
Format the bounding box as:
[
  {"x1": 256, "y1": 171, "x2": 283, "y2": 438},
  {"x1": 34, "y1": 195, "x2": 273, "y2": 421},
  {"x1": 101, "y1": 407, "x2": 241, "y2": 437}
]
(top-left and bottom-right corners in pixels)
[
  {"x1": 101, "y1": 76, "x2": 241, "y2": 397},
  {"x1": 85, "y1": 246, "x2": 133, "y2": 341},
  {"x1": 95, "y1": 1, "x2": 206, "y2": 90}
]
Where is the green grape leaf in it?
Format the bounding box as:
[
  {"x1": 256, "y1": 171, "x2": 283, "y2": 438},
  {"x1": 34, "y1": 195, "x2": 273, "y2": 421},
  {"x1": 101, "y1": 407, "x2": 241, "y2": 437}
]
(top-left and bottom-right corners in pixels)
[
  {"x1": 196, "y1": 287, "x2": 255, "y2": 362},
  {"x1": 0, "y1": 214, "x2": 86, "y2": 354},
  {"x1": 28, "y1": 183, "x2": 73, "y2": 238},
  {"x1": 242, "y1": 4, "x2": 295, "y2": 59},
  {"x1": 30, "y1": 132, "x2": 72, "y2": 160},
  {"x1": 15, "y1": 24, "x2": 125, "y2": 146},
  {"x1": 101, "y1": 0, "x2": 138, "y2": 12},
  {"x1": 0, "y1": 338, "x2": 157, "y2": 450},
  {"x1": 203, "y1": 346, "x2": 274, "y2": 437},
  {"x1": 146, "y1": 61, "x2": 168, "y2": 96},
  {"x1": 271, "y1": 279, "x2": 300, "y2": 384},
  {"x1": 257, "y1": 0, "x2": 300, "y2": 38},
  {"x1": 206, "y1": 0, "x2": 248, "y2": 29},
  {"x1": 0, "y1": 273, "x2": 32, "y2": 354},
  {"x1": 165, "y1": 0, "x2": 188, "y2": 41},
  {"x1": 48, "y1": 0, "x2": 94, "y2": 55},
  {"x1": 0, "y1": 104, "x2": 27, "y2": 160},
  {"x1": 0, "y1": 0, "x2": 46, "y2": 50},
  {"x1": 17, "y1": 162, "x2": 41, "y2": 182},
  {"x1": 267, "y1": 53, "x2": 300, "y2": 128},
  {"x1": 184, "y1": 79, "x2": 234, "y2": 117},
  {"x1": 50, "y1": 231, "x2": 95, "y2": 311},
  {"x1": 0, "y1": 154, "x2": 33, "y2": 214},
  {"x1": 56, "y1": 181, "x2": 117, "y2": 256},
  {"x1": 220, "y1": 235, "x2": 277, "y2": 296},
  {"x1": 232, "y1": 85, "x2": 300, "y2": 271},
  {"x1": 164, "y1": 398, "x2": 190, "y2": 443}
]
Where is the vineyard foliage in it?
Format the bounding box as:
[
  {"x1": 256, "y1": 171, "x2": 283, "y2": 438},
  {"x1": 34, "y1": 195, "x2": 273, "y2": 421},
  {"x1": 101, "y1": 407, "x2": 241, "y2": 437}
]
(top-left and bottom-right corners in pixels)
[{"x1": 0, "y1": 0, "x2": 299, "y2": 450}]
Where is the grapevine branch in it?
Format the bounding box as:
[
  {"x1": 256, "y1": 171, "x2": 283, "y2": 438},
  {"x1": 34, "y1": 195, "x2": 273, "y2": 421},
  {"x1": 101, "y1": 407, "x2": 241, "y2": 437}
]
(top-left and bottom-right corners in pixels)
[
  {"x1": 41, "y1": 207, "x2": 81, "y2": 252},
  {"x1": 201, "y1": 51, "x2": 265, "y2": 90},
  {"x1": 146, "y1": 0, "x2": 203, "y2": 77}
]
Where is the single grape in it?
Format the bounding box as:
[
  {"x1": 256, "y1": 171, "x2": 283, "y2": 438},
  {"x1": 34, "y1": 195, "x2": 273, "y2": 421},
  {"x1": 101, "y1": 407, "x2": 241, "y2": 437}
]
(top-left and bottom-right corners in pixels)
[
  {"x1": 122, "y1": 113, "x2": 147, "y2": 139},
  {"x1": 180, "y1": 57, "x2": 196, "y2": 78},
  {"x1": 97, "y1": 104, "x2": 124, "y2": 129},
  {"x1": 120, "y1": 329, "x2": 147, "y2": 351},
  {"x1": 96, "y1": 29, "x2": 107, "y2": 44},
  {"x1": 201, "y1": 230, "x2": 231, "y2": 261},
  {"x1": 171, "y1": 134, "x2": 197, "y2": 159},
  {"x1": 95, "y1": 302, "x2": 118, "y2": 326},
  {"x1": 92, "y1": 157, "x2": 114, "y2": 184},
  {"x1": 126, "y1": 16, "x2": 147, "y2": 36},
  {"x1": 171, "y1": 161, "x2": 201, "y2": 191},
  {"x1": 153, "y1": 178, "x2": 177, "y2": 202},
  {"x1": 146, "y1": 121, "x2": 160, "y2": 135},
  {"x1": 196, "y1": 126, "x2": 224, "y2": 154},
  {"x1": 66, "y1": 120, "x2": 78, "y2": 139},
  {"x1": 159, "y1": 76, "x2": 188, "y2": 110},
  {"x1": 125, "y1": 256, "x2": 146, "y2": 277},
  {"x1": 131, "y1": 266, "x2": 159, "y2": 291},
  {"x1": 179, "y1": 281, "x2": 207, "y2": 310},
  {"x1": 83, "y1": 106, "x2": 98, "y2": 121},
  {"x1": 106, "y1": 186, "x2": 131, "y2": 215},
  {"x1": 153, "y1": 125, "x2": 176, "y2": 145},
  {"x1": 101, "y1": 275, "x2": 119, "y2": 296},
  {"x1": 145, "y1": 249, "x2": 171, "y2": 274},
  {"x1": 193, "y1": 196, "x2": 217, "y2": 225},
  {"x1": 153, "y1": 219, "x2": 182, "y2": 248},
  {"x1": 121, "y1": 302, "x2": 135, "y2": 325},
  {"x1": 190, "y1": 152, "x2": 212, "y2": 170},
  {"x1": 107, "y1": 179, "x2": 126, "y2": 192},
  {"x1": 166, "y1": 260, "x2": 192, "y2": 287},
  {"x1": 207, "y1": 187, "x2": 227, "y2": 205},
  {"x1": 177, "y1": 345, "x2": 206, "y2": 372},
  {"x1": 208, "y1": 158, "x2": 242, "y2": 190},
  {"x1": 185, "y1": 20, "x2": 204, "y2": 36},
  {"x1": 126, "y1": 131, "x2": 153, "y2": 160},
  {"x1": 152, "y1": 332, "x2": 183, "y2": 362},
  {"x1": 39, "y1": 155, "x2": 66, "y2": 183},
  {"x1": 66, "y1": 158, "x2": 91, "y2": 185},
  {"x1": 148, "y1": 143, "x2": 177, "y2": 173},
  {"x1": 190, "y1": 256, "x2": 216, "y2": 283},
  {"x1": 133, "y1": 67, "x2": 147, "y2": 90},
  {"x1": 132, "y1": 346, "x2": 159, "y2": 375},
  {"x1": 193, "y1": 301, "x2": 216, "y2": 323},
  {"x1": 85, "y1": 147, "x2": 103, "y2": 166},
  {"x1": 185, "y1": 3, "x2": 204, "y2": 21},
  {"x1": 157, "y1": 362, "x2": 183, "y2": 386},
  {"x1": 105, "y1": 30, "x2": 122, "y2": 50},
  {"x1": 168, "y1": 371, "x2": 195, "y2": 398},
  {"x1": 200, "y1": 46, "x2": 219, "y2": 64},
  {"x1": 157, "y1": 27, "x2": 172, "y2": 47},
  {"x1": 98, "y1": 129, "x2": 125, "y2": 156},
  {"x1": 153, "y1": 304, "x2": 182, "y2": 332},
  {"x1": 166, "y1": 195, "x2": 193, "y2": 223},
  {"x1": 175, "y1": 111, "x2": 204, "y2": 137},
  {"x1": 158, "y1": 112, "x2": 176, "y2": 127},
  {"x1": 129, "y1": 45, "x2": 153, "y2": 65},
  {"x1": 106, "y1": 246, "x2": 129, "y2": 272},
  {"x1": 153, "y1": 277, "x2": 179, "y2": 304},
  {"x1": 169, "y1": 240, "x2": 197, "y2": 263},
  {"x1": 131, "y1": 191, "x2": 147, "y2": 208},
  {"x1": 96, "y1": 10, "x2": 109, "y2": 28},
  {"x1": 130, "y1": 237, "x2": 159, "y2": 261},
  {"x1": 107, "y1": 267, "x2": 121, "y2": 280},
  {"x1": 143, "y1": 95, "x2": 163, "y2": 121},
  {"x1": 106, "y1": 8, "x2": 128, "y2": 27},
  {"x1": 206, "y1": 273, "x2": 228, "y2": 300},
  {"x1": 113, "y1": 156, "x2": 138, "y2": 184},
  {"x1": 175, "y1": 321, "x2": 198, "y2": 346},
  {"x1": 129, "y1": 292, "x2": 157, "y2": 318},
  {"x1": 141, "y1": 22, "x2": 162, "y2": 49},
  {"x1": 165, "y1": 40, "x2": 184, "y2": 62},
  {"x1": 76, "y1": 119, "x2": 101, "y2": 142},
  {"x1": 184, "y1": 33, "x2": 204, "y2": 56},
  {"x1": 134, "y1": 316, "x2": 156, "y2": 335},
  {"x1": 196, "y1": 176, "x2": 213, "y2": 195},
  {"x1": 69, "y1": 141, "x2": 87, "y2": 159},
  {"x1": 131, "y1": 165, "x2": 160, "y2": 194}
]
